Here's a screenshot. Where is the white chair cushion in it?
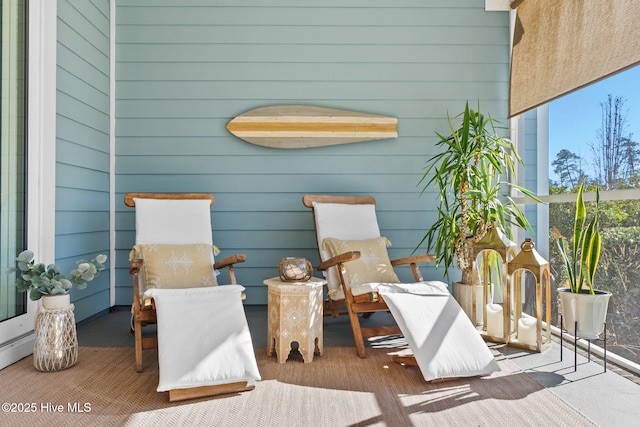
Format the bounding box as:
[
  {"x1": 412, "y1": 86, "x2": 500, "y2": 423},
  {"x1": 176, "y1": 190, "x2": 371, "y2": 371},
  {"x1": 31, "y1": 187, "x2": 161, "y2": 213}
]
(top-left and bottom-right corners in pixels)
[
  {"x1": 380, "y1": 284, "x2": 500, "y2": 381},
  {"x1": 134, "y1": 198, "x2": 213, "y2": 245},
  {"x1": 350, "y1": 281, "x2": 451, "y2": 297},
  {"x1": 144, "y1": 285, "x2": 261, "y2": 392},
  {"x1": 312, "y1": 202, "x2": 381, "y2": 299}
]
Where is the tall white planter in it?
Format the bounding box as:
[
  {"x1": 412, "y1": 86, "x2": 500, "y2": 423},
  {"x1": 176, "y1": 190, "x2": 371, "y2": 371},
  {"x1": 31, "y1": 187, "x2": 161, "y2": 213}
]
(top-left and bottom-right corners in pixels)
[{"x1": 558, "y1": 288, "x2": 611, "y2": 339}]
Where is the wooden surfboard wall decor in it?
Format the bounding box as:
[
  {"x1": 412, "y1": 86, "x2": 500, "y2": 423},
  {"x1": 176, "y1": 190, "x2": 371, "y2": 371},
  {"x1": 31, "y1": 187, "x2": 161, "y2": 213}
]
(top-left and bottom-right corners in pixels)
[{"x1": 226, "y1": 105, "x2": 398, "y2": 149}]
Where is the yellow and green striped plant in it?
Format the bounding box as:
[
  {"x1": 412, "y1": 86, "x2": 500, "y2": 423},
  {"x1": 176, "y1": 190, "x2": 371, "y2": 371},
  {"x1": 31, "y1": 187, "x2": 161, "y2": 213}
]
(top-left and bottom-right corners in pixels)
[{"x1": 553, "y1": 181, "x2": 601, "y2": 294}]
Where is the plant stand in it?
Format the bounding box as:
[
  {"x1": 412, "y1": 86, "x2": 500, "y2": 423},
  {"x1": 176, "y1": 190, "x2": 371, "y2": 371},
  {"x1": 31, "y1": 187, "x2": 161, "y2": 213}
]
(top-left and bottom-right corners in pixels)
[
  {"x1": 33, "y1": 303, "x2": 78, "y2": 371},
  {"x1": 560, "y1": 315, "x2": 606, "y2": 373}
]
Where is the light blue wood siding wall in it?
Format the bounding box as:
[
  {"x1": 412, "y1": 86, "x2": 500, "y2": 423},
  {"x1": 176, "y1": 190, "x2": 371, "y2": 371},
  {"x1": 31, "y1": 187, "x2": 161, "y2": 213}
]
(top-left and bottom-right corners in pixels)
[
  {"x1": 114, "y1": 0, "x2": 511, "y2": 304},
  {"x1": 56, "y1": 0, "x2": 111, "y2": 321}
]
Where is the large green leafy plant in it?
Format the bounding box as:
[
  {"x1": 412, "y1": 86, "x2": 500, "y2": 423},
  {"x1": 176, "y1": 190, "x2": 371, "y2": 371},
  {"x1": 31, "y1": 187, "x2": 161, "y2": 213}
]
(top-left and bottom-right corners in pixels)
[
  {"x1": 552, "y1": 181, "x2": 601, "y2": 294},
  {"x1": 10, "y1": 250, "x2": 107, "y2": 301},
  {"x1": 418, "y1": 102, "x2": 536, "y2": 284}
]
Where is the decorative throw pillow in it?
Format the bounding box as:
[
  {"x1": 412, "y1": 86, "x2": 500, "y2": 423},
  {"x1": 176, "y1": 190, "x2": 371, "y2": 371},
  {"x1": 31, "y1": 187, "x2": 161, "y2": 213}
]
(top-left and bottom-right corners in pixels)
[
  {"x1": 133, "y1": 244, "x2": 218, "y2": 290},
  {"x1": 312, "y1": 202, "x2": 381, "y2": 298},
  {"x1": 322, "y1": 237, "x2": 400, "y2": 287}
]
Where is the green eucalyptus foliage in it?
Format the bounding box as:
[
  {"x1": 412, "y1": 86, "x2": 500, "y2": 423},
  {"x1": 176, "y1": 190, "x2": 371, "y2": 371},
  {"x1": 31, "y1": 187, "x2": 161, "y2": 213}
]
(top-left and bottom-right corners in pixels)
[
  {"x1": 418, "y1": 102, "x2": 538, "y2": 282},
  {"x1": 9, "y1": 250, "x2": 107, "y2": 301},
  {"x1": 552, "y1": 180, "x2": 601, "y2": 294}
]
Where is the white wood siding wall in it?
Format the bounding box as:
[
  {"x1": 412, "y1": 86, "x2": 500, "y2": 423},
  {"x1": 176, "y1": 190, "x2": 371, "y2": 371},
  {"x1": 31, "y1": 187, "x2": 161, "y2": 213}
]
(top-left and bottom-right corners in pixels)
[
  {"x1": 56, "y1": 0, "x2": 111, "y2": 320},
  {"x1": 114, "y1": 0, "x2": 511, "y2": 304}
]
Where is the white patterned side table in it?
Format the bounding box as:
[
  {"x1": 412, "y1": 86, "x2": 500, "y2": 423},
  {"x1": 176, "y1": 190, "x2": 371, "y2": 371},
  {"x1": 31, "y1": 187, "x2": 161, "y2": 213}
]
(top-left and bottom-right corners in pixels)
[{"x1": 263, "y1": 277, "x2": 326, "y2": 363}]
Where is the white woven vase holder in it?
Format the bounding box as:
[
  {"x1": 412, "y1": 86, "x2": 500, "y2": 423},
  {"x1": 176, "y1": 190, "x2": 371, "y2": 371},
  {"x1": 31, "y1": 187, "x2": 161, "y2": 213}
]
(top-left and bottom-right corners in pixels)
[{"x1": 33, "y1": 304, "x2": 78, "y2": 371}]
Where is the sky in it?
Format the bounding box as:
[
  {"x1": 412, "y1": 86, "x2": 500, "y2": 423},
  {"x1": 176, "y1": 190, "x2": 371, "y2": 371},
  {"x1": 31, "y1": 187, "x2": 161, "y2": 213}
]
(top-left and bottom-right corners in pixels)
[{"x1": 548, "y1": 65, "x2": 640, "y2": 181}]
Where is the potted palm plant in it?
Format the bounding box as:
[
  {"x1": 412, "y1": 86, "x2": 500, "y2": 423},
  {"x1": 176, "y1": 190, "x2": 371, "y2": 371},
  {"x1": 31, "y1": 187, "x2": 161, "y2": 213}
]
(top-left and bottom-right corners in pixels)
[
  {"x1": 8, "y1": 250, "x2": 107, "y2": 371},
  {"x1": 553, "y1": 180, "x2": 611, "y2": 339},
  {"x1": 418, "y1": 102, "x2": 537, "y2": 311}
]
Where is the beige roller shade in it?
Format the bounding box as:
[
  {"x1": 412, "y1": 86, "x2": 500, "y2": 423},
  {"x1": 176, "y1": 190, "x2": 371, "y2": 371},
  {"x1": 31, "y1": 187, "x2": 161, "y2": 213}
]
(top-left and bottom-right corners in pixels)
[{"x1": 509, "y1": 0, "x2": 640, "y2": 117}]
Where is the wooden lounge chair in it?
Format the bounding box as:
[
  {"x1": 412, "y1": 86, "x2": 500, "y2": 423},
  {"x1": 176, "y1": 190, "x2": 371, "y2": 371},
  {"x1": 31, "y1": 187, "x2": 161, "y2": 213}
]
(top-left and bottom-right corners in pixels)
[
  {"x1": 302, "y1": 194, "x2": 435, "y2": 358},
  {"x1": 125, "y1": 192, "x2": 259, "y2": 401},
  {"x1": 302, "y1": 194, "x2": 501, "y2": 382}
]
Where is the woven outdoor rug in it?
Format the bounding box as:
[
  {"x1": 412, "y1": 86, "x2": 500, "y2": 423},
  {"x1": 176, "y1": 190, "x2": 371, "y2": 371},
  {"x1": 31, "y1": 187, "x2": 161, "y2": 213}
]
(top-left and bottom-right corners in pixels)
[{"x1": 0, "y1": 347, "x2": 596, "y2": 427}]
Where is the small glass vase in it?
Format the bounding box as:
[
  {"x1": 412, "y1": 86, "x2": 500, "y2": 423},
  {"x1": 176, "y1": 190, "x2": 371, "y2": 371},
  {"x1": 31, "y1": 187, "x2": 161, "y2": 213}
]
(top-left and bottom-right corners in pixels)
[
  {"x1": 33, "y1": 294, "x2": 78, "y2": 372},
  {"x1": 278, "y1": 257, "x2": 313, "y2": 282}
]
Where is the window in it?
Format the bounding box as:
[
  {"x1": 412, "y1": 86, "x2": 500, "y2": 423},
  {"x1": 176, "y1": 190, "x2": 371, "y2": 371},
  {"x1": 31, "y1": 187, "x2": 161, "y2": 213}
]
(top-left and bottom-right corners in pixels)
[
  {"x1": 0, "y1": 0, "x2": 27, "y2": 324},
  {"x1": 547, "y1": 66, "x2": 640, "y2": 365}
]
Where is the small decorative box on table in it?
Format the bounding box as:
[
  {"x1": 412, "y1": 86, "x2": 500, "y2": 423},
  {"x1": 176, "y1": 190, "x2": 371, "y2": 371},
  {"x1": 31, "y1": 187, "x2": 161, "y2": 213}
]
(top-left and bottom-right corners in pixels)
[{"x1": 263, "y1": 277, "x2": 326, "y2": 363}]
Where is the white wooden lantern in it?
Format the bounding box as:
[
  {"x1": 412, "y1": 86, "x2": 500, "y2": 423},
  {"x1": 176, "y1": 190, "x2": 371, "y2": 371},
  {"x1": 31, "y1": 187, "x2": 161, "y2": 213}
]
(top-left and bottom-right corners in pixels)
[
  {"x1": 507, "y1": 238, "x2": 552, "y2": 352},
  {"x1": 471, "y1": 225, "x2": 517, "y2": 343}
]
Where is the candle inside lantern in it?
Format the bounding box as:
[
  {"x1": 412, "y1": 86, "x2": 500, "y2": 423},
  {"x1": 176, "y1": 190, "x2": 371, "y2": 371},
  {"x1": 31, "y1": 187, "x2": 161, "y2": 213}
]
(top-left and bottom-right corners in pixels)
[
  {"x1": 486, "y1": 303, "x2": 503, "y2": 338},
  {"x1": 518, "y1": 317, "x2": 538, "y2": 346}
]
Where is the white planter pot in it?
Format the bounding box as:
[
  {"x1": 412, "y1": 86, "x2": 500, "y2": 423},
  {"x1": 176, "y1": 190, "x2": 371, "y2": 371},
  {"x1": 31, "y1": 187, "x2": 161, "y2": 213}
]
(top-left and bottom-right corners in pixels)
[
  {"x1": 558, "y1": 288, "x2": 611, "y2": 339},
  {"x1": 41, "y1": 293, "x2": 71, "y2": 310}
]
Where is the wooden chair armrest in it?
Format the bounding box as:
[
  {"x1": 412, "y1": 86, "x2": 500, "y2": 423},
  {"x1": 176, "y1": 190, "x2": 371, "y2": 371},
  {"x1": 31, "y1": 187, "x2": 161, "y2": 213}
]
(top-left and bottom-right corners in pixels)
[
  {"x1": 214, "y1": 254, "x2": 247, "y2": 270},
  {"x1": 214, "y1": 254, "x2": 247, "y2": 285},
  {"x1": 129, "y1": 258, "x2": 143, "y2": 274},
  {"x1": 390, "y1": 253, "x2": 436, "y2": 266},
  {"x1": 129, "y1": 258, "x2": 147, "y2": 312},
  {"x1": 390, "y1": 253, "x2": 436, "y2": 283},
  {"x1": 317, "y1": 251, "x2": 361, "y2": 271}
]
